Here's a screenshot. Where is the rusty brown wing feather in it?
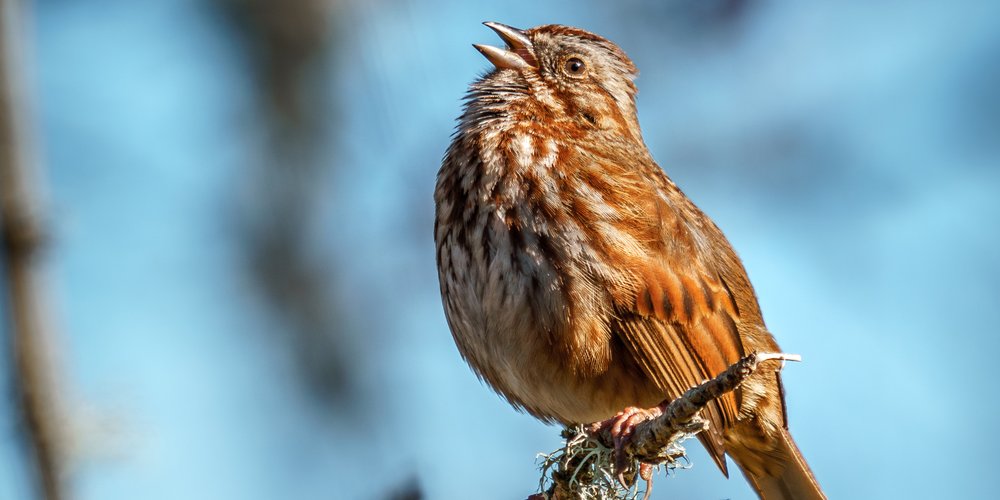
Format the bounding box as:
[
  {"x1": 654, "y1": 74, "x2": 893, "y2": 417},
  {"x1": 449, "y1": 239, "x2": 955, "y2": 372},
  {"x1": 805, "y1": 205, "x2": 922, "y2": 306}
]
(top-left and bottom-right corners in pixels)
[
  {"x1": 612, "y1": 265, "x2": 745, "y2": 475},
  {"x1": 573, "y1": 144, "x2": 749, "y2": 475}
]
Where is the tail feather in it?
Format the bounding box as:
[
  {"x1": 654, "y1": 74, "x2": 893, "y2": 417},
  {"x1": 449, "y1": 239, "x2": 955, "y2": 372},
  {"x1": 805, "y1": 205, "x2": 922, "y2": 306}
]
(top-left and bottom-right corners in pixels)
[{"x1": 729, "y1": 428, "x2": 825, "y2": 500}]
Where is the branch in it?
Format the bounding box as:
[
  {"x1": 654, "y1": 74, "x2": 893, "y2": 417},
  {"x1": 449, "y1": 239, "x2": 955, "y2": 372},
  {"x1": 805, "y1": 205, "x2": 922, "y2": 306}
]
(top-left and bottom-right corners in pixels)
[
  {"x1": 534, "y1": 352, "x2": 801, "y2": 500},
  {"x1": 616, "y1": 352, "x2": 800, "y2": 463},
  {"x1": 0, "y1": 1, "x2": 65, "y2": 499}
]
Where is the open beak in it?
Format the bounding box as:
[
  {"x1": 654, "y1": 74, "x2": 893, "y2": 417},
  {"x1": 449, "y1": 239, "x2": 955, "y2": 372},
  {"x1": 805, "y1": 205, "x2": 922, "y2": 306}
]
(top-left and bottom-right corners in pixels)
[{"x1": 473, "y1": 22, "x2": 537, "y2": 70}]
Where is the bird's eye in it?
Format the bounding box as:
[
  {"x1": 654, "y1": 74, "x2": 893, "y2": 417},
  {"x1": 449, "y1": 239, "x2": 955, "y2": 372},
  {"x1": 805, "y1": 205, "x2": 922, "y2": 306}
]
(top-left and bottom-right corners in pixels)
[{"x1": 563, "y1": 57, "x2": 586, "y2": 77}]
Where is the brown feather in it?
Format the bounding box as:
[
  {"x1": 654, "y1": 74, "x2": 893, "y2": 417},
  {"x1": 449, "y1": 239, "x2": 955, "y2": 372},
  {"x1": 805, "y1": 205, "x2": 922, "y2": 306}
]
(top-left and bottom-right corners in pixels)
[
  {"x1": 613, "y1": 314, "x2": 737, "y2": 475},
  {"x1": 436, "y1": 22, "x2": 824, "y2": 499}
]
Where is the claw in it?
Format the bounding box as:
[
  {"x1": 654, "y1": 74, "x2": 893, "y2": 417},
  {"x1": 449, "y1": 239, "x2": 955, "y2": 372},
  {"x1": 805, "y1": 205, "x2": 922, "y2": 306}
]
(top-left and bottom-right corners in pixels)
[
  {"x1": 640, "y1": 463, "x2": 654, "y2": 500},
  {"x1": 593, "y1": 405, "x2": 665, "y2": 487}
]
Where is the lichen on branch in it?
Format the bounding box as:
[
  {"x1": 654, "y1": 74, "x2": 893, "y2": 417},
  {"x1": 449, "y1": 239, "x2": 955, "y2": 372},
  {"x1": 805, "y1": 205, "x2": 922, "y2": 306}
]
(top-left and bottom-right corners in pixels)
[{"x1": 533, "y1": 352, "x2": 801, "y2": 500}]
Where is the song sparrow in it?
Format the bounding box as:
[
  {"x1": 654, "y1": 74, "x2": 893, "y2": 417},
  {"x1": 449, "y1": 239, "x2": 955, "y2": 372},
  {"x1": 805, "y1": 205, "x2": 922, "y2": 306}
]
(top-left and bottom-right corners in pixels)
[{"x1": 434, "y1": 22, "x2": 824, "y2": 499}]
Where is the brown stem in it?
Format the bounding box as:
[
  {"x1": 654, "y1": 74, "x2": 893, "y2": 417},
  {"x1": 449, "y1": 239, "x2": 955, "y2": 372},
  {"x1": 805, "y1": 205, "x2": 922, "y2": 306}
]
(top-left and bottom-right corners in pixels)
[
  {"x1": 601, "y1": 352, "x2": 800, "y2": 463},
  {"x1": 0, "y1": 1, "x2": 64, "y2": 499}
]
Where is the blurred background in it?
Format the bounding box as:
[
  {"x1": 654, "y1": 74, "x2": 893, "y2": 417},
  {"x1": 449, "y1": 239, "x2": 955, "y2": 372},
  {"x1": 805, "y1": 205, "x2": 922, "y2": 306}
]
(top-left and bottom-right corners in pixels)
[{"x1": 1, "y1": 0, "x2": 998, "y2": 499}]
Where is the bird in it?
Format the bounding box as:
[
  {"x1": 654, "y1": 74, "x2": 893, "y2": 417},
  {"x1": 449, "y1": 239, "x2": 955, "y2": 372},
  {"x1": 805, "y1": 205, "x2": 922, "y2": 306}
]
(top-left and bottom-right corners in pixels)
[{"x1": 434, "y1": 22, "x2": 824, "y2": 499}]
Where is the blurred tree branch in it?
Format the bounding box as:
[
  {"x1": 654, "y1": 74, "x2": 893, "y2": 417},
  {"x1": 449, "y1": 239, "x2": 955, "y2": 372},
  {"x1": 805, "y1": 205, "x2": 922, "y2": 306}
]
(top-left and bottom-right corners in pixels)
[
  {"x1": 0, "y1": 0, "x2": 65, "y2": 499},
  {"x1": 214, "y1": 0, "x2": 355, "y2": 404}
]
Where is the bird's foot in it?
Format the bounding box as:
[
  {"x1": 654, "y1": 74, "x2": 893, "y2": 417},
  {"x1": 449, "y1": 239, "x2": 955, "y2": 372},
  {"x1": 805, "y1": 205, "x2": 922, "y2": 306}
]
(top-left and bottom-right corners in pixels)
[{"x1": 589, "y1": 403, "x2": 667, "y2": 488}]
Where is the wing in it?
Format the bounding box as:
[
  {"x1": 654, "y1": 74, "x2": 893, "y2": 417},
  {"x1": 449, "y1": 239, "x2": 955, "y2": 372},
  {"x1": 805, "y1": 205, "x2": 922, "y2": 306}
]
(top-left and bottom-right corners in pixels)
[
  {"x1": 609, "y1": 188, "x2": 748, "y2": 475},
  {"x1": 558, "y1": 143, "x2": 755, "y2": 472},
  {"x1": 612, "y1": 262, "x2": 745, "y2": 474}
]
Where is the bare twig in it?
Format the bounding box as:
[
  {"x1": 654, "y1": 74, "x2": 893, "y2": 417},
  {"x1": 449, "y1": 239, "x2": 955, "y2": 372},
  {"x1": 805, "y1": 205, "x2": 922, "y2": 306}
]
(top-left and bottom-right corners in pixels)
[
  {"x1": 0, "y1": 1, "x2": 64, "y2": 499},
  {"x1": 619, "y1": 352, "x2": 800, "y2": 464}
]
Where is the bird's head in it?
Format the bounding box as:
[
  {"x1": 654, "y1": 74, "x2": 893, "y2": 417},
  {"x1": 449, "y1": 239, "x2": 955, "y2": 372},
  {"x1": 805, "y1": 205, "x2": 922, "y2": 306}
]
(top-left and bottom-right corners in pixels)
[{"x1": 468, "y1": 23, "x2": 642, "y2": 144}]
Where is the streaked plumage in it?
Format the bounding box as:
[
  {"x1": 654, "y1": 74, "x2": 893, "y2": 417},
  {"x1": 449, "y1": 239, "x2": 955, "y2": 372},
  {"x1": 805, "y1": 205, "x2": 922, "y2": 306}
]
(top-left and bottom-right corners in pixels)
[{"x1": 435, "y1": 23, "x2": 824, "y2": 499}]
